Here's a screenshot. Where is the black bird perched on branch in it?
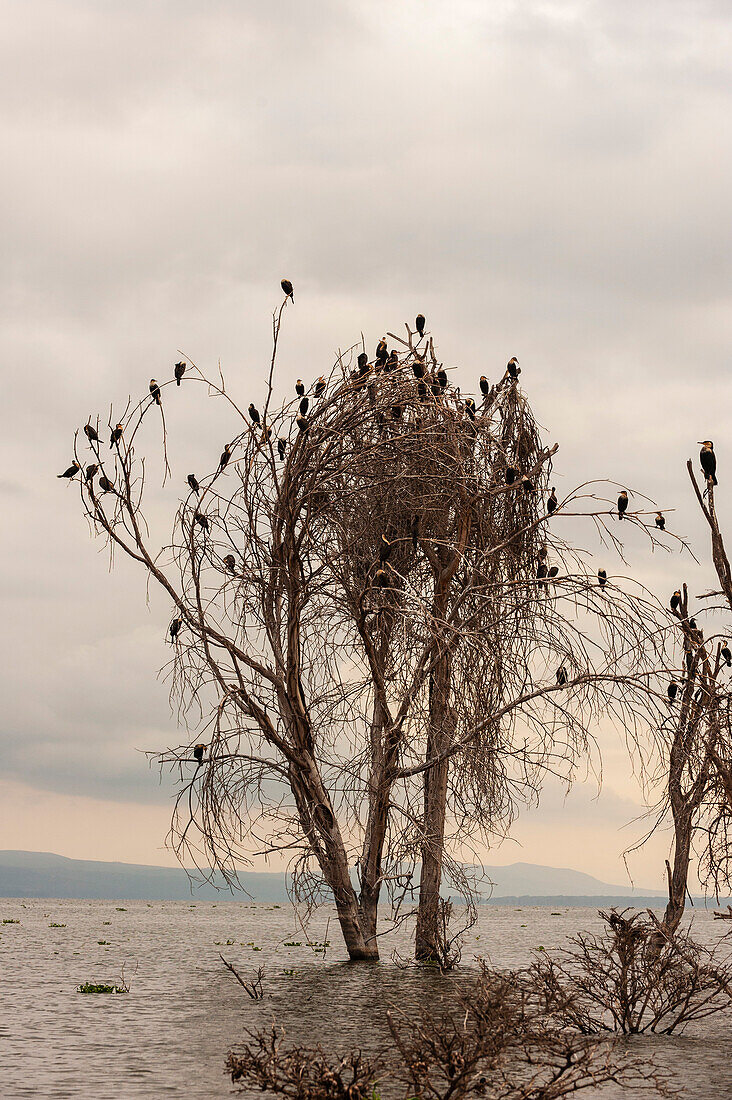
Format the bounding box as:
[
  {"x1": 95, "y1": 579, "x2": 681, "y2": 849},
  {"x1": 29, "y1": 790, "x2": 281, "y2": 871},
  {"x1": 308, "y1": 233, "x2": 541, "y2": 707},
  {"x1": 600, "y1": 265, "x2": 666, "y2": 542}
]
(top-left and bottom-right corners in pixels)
[
  {"x1": 375, "y1": 338, "x2": 388, "y2": 366},
  {"x1": 248, "y1": 403, "x2": 261, "y2": 426},
  {"x1": 699, "y1": 441, "x2": 717, "y2": 485},
  {"x1": 281, "y1": 278, "x2": 294, "y2": 301},
  {"x1": 507, "y1": 357, "x2": 520, "y2": 379},
  {"x1": 385, "y1": 349, "x2": 398, "y2": 372},
  {"x1": 194, "y1": 512, "x2": 209, "y2": 532},
  {"x1": 617, "y1": 490, "x2": 628, "y2": 519},
  {"x1": 174, "y1": 361, "x2": 186, "y2": 386},
  {"x1": 479, "y1": 376, "x2": 489, "y2": 395},
  {"x1": 548, "y1": 565, "x2": 559, "y2": 579},
  {"x1": 170, "y1": 618, "x2": 182, "y2": 640},
  {"x1": 670, "y1": 589, "x2": 681, "y2": 612},
  {"x1": 357, "y1": 352, "x2": 368, "y2": 373},
  {"x1": 556, "y1": 666, "x2": 568, "y2": 686},
  {"x1": 296, "y1": 413, "x2": 309, "y2": 434},
  {"x1": 537, "y1": 561, "x2": 548, "y2": 580},
  {"x1": 598, "y1": 569, "x2": 607, "y2": 588},
  {"x1": 219, "y1": 444, "x2": 232, "y2": 471},
  {"x1": 437, "y1": 368, "x2": 448, "y2": 390},
  {"x1": 193, "y1": 743, "x2": 206, "y2": 764},
  {"x1": 314, "y1": 377, "x2": 326, "y2": 397},
  {"x1": 464, "y1": 398, "x2": 476, "y2": 420},
  {"x1": 417, "y1": 380, "x2": 428, "y2": 400},
  {"x1": 149, "y1": 379, "x2": 162, "y2": 405},
  {"x1": 521, "y1": 475, "x2": 534, "y2": 493},
  {"x1": 98, "y1": 475, "x2": 114, "y2": 493},
  {"x1": 655, "y1": 512, "x2": 666, "y2": 531},
  {"x1": 412, "y1": 358, "x2": 426, "y2": 379},
  {"x1": 374, "y1": 568, "x2": 389, "y2": 588},
  {"x1": 83, "y1": 423, "x2": 99, "y2": 443},
  {"x1": 187, "y1": 474, "x2": 200, "y2": 494},
  {"x1": 299, "y1": 397, "x2": 309, "y2": 416},
  {"x1": 277, "y1": 438, "x2": 286, "y2": 461},
  {"x1": 415, "y1": 314, "x2": 425, "y2": 336},
  {"x1": 379, "y1": 535, "x2": 394, "y2": 562},
  {"x1": 223, "y1": 555, "x2": 236, "y2": 574},
  {"x1": 411, "y1": 514, "x2": 421, "y2": 550},
  {"x1": 58, "y1": 460, "x2": 80, "y2": 479},
  {"x1": 721, "y1": 641, "x2": 732, "y2": 667},
  {"x1": 430, "y1": 377, "x2": 442, "y2": 396},
  {"x1": 85, "y1": 464, "x2": 98, "y2": 482},
  {"x1": 110, "y1": 424, "x2": 123, "y2": 447},
  {"x1": 667, "y1": 680, "x2": 678, "y2": 704},
  {"x1": 547, "y1": 488, "x2": 558, "y2": 515},
  {"x1": 505, "y1": 466, "x2": 518, "y2": 485},
  {"x1": 295, "y1": 379, "x2": 305, "y2": 397}
]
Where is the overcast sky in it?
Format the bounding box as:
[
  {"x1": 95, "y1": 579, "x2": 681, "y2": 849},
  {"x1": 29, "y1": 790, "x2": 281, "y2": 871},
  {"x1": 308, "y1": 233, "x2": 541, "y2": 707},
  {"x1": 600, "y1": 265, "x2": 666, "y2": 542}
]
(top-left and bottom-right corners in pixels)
[{"x1": 2, "y1": 0, "x2": 731, "y2": 891}]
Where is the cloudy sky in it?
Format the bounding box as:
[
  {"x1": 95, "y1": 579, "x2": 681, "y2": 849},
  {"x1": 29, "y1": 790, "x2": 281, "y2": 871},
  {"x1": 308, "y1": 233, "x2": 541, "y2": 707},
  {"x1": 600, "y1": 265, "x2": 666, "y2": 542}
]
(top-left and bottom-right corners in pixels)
[{"x1": 2, "y1": 0, "x2": 731, "y2": 892}]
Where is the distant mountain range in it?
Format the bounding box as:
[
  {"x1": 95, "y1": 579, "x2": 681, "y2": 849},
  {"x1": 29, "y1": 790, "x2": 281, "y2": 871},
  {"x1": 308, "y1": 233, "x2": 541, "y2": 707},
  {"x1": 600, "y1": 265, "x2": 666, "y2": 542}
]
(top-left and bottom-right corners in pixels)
[{"x1": 0, "y1": 850, "x2": 685, "y2": 905}]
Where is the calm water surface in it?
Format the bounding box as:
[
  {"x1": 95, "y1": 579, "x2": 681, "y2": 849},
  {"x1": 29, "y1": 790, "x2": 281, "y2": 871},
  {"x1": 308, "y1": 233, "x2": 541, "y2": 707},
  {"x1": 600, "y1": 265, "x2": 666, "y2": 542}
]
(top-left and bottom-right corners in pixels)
[{"x1": 2, "y1": 899, "x2": 731, "y2": 1098}]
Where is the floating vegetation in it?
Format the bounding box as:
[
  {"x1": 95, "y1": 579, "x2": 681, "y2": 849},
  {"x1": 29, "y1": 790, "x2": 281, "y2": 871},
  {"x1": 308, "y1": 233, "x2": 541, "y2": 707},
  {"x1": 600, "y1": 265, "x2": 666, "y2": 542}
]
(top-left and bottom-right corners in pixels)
[
  {"x1": 77, "y1": 982, "x2": 128, "y2": 994},
  {"x1": 49, "y1": 923, "x2": 66, "y2": 928},
  {"x1": 282, "y1": 969, "x2": 296, "y2": 976},
  {"x1": 283, "y1": 941, "x2": 302, "y2": 947},
  {"x1": 97, "y1": 940, "x2": 110, "y2": 945},
  {"x1": 115, "y1": 908, "x2": 127, "y2": 912},
  {"x1": 102, "y1": 921, "x2": 111, "y2": 925},
  {"x1": 2, "y1": 919, "x2": 20, "y2": 925}
]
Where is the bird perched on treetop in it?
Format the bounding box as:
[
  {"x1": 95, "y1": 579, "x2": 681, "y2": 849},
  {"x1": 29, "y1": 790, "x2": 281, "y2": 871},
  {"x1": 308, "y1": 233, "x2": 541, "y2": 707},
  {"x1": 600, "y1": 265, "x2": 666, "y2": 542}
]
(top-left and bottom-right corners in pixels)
[
  {"x1": 170, "y1": 618, "x2": 182, "y2": 640},
  {"x1": 248, "y1": 403, "x2": 261, "y2": 426},
  {"x1": 556, "y1": 666, "x2": 568, "y2": 686},
  {"x1": 277, "y1": 439, "x2": 286, "y2": 461},
  {"x1": 655, "y1": 512, "x2": 666, "y2": 531},
  {"x1": 617, "y1": 490, "x2": 628, "y2": 519},
  {"x1": 699, "y1": 441, "x2": 717, "y2": 485},
  {"x1": 598, "y1": 569, "x2": 607, "y2": 588},
  {"x1": 721, "y1": 641, "x2": 732, "y2": 668},
  {"x1": 85, "y1": 464, "x2": 98, "y2": 482},
  {"x1": 219, "y1": 444, "x2": 231, "y2": 471},
  {"x1": 187, "y1": 474, "x2": 200, "y2": 494},
  {"x1": 547, "y1": 488, "x2": 558, "y2": 515},
  {"x1": 84, "y1": 423, "x2": 99, "y2": 443},
  {"x1": 194, "y1": 512, "x2": 209, "y2": 532},
  {"x1": 357, "y1": 352, "x2": 368, "y2": 373},
  {"x1": 295, "y1": 379, "x2": 305, "y2": 397},
  {"x1": 110, "y1": 424, "x2": 123, "y2": 448},
  {"x1": 412, "y1": 358, "x2": 426, "y2": 379},
  {"x1": 193, "y1": 744, "x2": 206, "y2": 764},
  {"x1": 58, "y1": 460, "x2": 80, "y2": 479},
  {"x1": 174, "y1": 361, "x2": 186, "y2": 386},
  {"x1": 479, "y1": 376, "x2": 489, "y2": 395},
  {"x1": 670, "y1": 589, "x2": 681, "y2": 612},
  {"x1": 314, "y1": 377, "x2": 326, "y2": 397},
  {"x1": 415, "y1": 314, "x2": 425, "y2": 336},
  {"x1": 98, "y1": 475, "x2": 114, "y2": 493},
  {"x1": 437, "y1": 368, "x2": 448, "y2": 390},
  {"x1": 149, "y1": 379, "x2": 162, "y2": 405},
  {"x1": 296, "y1": 413, "x2": 309, "y2": 434},
  {"x1": 281, "y1": 279, "x2": 294, "y2": 301},
  {"x1": 375, "y1": 338, "x2": 388, "y2": 365},
  {"x1": 507, "y1": 357, "x2": 520, "y2": 379},
  {"x1": 385, "y1": 349, "x2": 398, "y2": 372},
  {"x1": 299, "y1": 397, "x2": 309, "y2": 416}
]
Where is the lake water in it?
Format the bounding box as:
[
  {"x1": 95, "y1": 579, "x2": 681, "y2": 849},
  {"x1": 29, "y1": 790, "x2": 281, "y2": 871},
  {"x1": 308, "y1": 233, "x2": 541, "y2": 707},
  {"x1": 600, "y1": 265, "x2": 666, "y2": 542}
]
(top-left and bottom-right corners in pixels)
[{"x1": 2, "y1": 898, "x2": 731, "y2": 1098}]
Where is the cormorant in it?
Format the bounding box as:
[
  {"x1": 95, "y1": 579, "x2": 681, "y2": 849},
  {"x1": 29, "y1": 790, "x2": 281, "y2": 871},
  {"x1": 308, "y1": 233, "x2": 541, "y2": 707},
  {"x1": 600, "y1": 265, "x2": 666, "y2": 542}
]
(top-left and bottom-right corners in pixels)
[
  {"x1": 430, "y1": 378, "x2": 442, "y2": 396},
  {"x1": 379, "y1": 535, "x2": 394, "y2": 562},
  {"x1": 464, "y1": 398, "x2": 476, "y2": 420},
  {"x1": 556, "y1": 666, "x2": 568, "y2": 686},
  {"x1": 505, "y1": 466, "x2": 517, "y2": 485},
  {"x1": 537, "y1": 562, "x2": 548, "y2": 580},
  {"x1": 58, "y1": 461, "x2": 80, "y2": 479},
  {"x1": 187, "y1": 474, "x2": 200, "y2": 494},
  {"x1": 374, "y1": 568, "x2": 389, "y2": 588},
  {"x1": 277, "y1": 439, "x2": 287, "y2": 461},
  {"x1": 655, "y1": 512, "x2": 666, "y2": 531},
  {"x1": 417, "y1": 381, "x2": 428, "y2": 400},
  {"x1": 598, "y1": 569, "x2": 607, "y2": 587},
  {"x1": 110, "y1": 424, "x2": 123, "y2": 447},
  {"x1": 357, "y1": 352, "x2": 368, "y2": 373},
  {"x1": 415, "y1": 314, "x2": 425, "y2": 336},
  {"x1": 688, "y1": 617, "x2": 698, "y2": 631},
  {"x1": 375, "y1": 339, "x2": 388, "y2": 365},
  {"x1": 98, "y1": 475, "x2": 114, "y2": 493},
  {"x1": 437, "y1": 368, "x2": 448, "y2": 390},
  {"x1": 413, "y1": 358, "x2": 426, "y2": 379},
  {"x1": 281, "y1": 278, "x2": 294, "y2": 301},
  {"x1": 174, "y1": 361, "x2": 186, "y2": 386},
  {"x1": 521, "y1": 475, "x2": 534, "y2": 493},
  {"x1": 248, "y1": 403, "x2": 261, "y2": 426},
  {"x1": 507, "y1": 357, "x2": 520, "y2": 379},
  {"x1": 296, "y1": 413, "x2": 309, "y2": 434},
  {"x1": 547, "y1": 488, "x2": 558, "y2": 514},
  {"x1": 219, "y1": 444, "x2": 231, "y2": 470},
  {"x1": 699, "y1": 441, "x2": 717, "y2": 485},
  {"x1": 85, "y1": 464, "x2": 98, "y2": 482},
  {"x1": 149, "y1": 379, "x2": 162, "y2": 405},
  {"x1": 170, "y1": 617, "x2": 182, "y2": 640},
  {"x1": 480, "y1": 376, "x2": 489, "y2": 395},
  {"x1": 299, "y1": 397, "x2": 309, "y2": 416},
  {"x1": 722, "y1": 641, "x2": 732, "y2": 667},
  {"x1": 670, "y1": 590, "x2": 681, "y2": 612},
  {"x1": 84, "y1": 423, "x2": 99, "y2": 443},
  {"x1": 411, "y1": 514, "x2": 420, "y2": 550},
  {"x1": 295, "y1": 379, "x2": 305, "y2": 397},
  {"x1": 314, "y1": 377, "x2": 326, "y2": 397},
  {"x1": 193, "y1": 743, "x2": 206, "y2": 764},
  {"x1": 223, "y1": 554, "x2": 236, "y2": 574},
  {"x1": 667, "y1": 680, "x2": 678, "y2": 704},
  {"x1": 548, "y1": 565, "x2": 559, "y2": 578},
  {"x1": 617, "y1": 490, "x2": 628, "y2": 519},
  {"x1": 385, "y1": 350, "x2": 398, "y2": 371},
  {"x1": 195, "y1": 512, "x2": 209, "y2": 532}
]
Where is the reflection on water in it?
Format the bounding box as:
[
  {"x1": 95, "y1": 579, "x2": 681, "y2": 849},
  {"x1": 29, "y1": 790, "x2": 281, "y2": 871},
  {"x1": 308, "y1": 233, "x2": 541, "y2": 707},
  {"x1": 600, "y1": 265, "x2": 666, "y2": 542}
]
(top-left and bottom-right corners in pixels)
[{"x1": 1, "y1": 899, "x2": 731, "y2": 1098}]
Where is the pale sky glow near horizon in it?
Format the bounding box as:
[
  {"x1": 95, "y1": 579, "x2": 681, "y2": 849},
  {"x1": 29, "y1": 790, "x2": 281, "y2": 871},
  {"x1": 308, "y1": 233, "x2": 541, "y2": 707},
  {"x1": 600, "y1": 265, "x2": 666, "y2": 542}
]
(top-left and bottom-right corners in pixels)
[{"x1": 2, "y1": 0, "x2": 732, "y2": 894}]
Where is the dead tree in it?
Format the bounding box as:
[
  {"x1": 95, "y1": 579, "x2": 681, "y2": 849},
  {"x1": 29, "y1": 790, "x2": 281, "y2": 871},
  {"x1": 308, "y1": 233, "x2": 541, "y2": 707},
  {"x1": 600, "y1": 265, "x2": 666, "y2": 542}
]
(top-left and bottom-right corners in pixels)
[{"x1": 61, "y1": 302, "x2": 668, "y2": 961}]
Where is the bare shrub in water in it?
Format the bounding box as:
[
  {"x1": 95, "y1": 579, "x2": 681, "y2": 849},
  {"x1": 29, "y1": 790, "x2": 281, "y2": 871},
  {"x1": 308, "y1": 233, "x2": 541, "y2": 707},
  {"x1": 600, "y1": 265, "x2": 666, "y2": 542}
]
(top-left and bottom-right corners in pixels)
[
  {"x1": 226, "y1": 1027, "x2": 378, "y2": 1100},
  {"x1": 530, "y1": 908, "x2": 732, "y2": 1035}
]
